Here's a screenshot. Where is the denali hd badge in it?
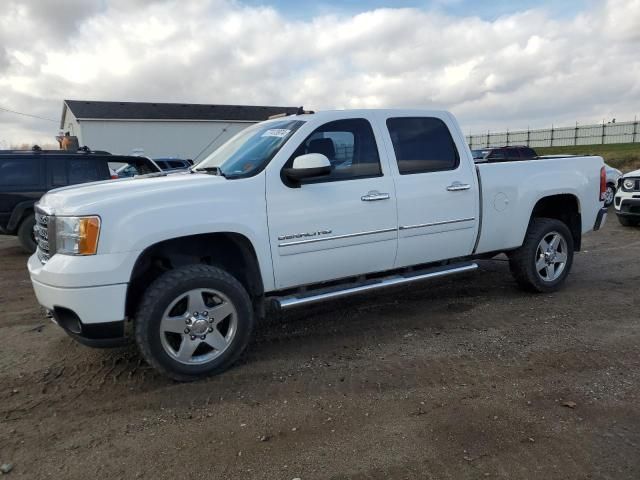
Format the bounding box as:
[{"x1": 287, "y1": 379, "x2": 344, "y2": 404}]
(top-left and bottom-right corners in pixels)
[{"x1": 278, "y1": 230, "x2": 332, "y2": 241}]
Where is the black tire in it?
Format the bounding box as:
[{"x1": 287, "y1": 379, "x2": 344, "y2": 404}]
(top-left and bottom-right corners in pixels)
[
  {"x1": 604, "y1": 183, "x2": 616, "y2": 207},
  {"x1": 135, "y1": 264, "x2": 255, "y2": 381},
  {"x1": 617, "y1": 216, "x2": 638, "y2": 227},
  {"x1": 508, "y1": 218, "x2": 574, "y2": 293},
  {"x1": 17, "y1": 213, "x2": 37, "y2": 254}
]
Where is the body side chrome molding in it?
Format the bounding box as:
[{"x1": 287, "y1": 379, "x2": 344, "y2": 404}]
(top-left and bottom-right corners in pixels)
[
  {"x1": 399, "y1": 217, "x2": 475, "y2": 231},
  {"x1": 279, "y1": 217, "x2": 476, "y2": 247},
  {"x1": 273, "y1": 262, "x2": 478, "y2": 309},
  {"x1": 278, "y1": 227, "x2": 397, "y2": 247}
]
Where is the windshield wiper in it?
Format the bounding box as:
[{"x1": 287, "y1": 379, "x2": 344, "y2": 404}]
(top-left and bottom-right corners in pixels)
[{"x1": 192, "y1": 166, "x2": 226, "y2": 177}]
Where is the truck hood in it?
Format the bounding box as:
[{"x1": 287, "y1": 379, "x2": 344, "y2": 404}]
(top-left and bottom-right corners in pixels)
[
  {"x1": 622, "y1": 168, "x2": 640, "y2": 178},
  {"x1": 39, "y1": 173, "x2": 226, "y2": 215}
]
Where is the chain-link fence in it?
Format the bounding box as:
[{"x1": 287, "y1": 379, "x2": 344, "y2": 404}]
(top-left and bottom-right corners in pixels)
[{"x1": 466, "y1": 119, "x2": 640, "y2": 149}]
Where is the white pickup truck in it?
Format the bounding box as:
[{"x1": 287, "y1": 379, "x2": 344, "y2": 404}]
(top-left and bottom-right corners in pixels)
[{"x1": 28, "y1": 109, "x2": 608, "y2": 380}]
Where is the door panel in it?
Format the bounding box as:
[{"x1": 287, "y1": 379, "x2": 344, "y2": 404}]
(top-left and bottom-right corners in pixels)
[
  {"x1": 266, "y1": 116, "x2": 398, "y2": 290},
  {"x1": 380, "y1": 113, "x2": 479, "y2": 267}
]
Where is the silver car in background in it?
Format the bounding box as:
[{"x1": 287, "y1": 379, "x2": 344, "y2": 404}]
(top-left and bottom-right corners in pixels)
[{"x1": 604, "y1": 163, "x2": 622, "y2": 207}]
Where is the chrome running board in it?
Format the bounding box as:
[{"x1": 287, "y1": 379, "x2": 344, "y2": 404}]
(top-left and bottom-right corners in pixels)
[{"x1": 272, "y1": 262, "x2": 478, "y2": 310}]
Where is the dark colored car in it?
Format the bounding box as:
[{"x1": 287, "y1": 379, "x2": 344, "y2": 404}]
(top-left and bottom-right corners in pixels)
[
  {"x1": 472, "y1": 146, "x2": 538, "y2": 162},
  {"x1": 0, "y1": 148, "x2": 160, "y2": 253},
  {"x1": 153, "y1": 158, "x2": 193, "y2": 173}
]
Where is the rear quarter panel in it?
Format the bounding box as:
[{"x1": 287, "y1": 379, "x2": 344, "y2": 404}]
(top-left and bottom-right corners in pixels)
[{"x1": 475, "y1": 156, "x2": 604, "y2": 254}]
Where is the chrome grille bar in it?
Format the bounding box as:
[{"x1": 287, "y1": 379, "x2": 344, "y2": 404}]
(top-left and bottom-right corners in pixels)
[{"x1": 34, "y1": 207, "x2": 54, "y2": 264}]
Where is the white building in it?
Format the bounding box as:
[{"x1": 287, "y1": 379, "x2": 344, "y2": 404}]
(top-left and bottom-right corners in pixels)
[{"x1": 59, "y1": 100, "x2": 299, "y2": 161}]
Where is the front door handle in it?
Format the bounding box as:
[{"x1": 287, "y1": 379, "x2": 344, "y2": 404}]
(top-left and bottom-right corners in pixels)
[
  {"x1": 361, "y1": 191, "x2": 391, "y2": 202},
  {"x1": 447, "y1": 182, "x2": 471, "y2": 192}
]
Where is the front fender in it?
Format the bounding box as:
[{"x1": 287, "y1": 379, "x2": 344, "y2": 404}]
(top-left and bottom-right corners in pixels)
[{"x1": 99, "y1": 175, "x2": 275, "y2": 291}]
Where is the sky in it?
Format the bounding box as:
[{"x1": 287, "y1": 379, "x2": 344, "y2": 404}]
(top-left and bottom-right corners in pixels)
[{"x1": 0, "y1": 0, "x2": 639, "y2": 146}]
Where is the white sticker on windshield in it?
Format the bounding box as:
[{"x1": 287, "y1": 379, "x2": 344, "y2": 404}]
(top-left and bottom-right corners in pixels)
[{"x1": 261, "y1": 129, "x2": 291, "y2": 138}]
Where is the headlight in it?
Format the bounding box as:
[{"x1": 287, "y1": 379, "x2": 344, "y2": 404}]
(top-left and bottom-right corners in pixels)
[
  {"x1": 623, "y1": 178, "x2": 635, "y2": 190},
  {"x1": 55, "y1": 216, "x2": 101, "y2": 255}
]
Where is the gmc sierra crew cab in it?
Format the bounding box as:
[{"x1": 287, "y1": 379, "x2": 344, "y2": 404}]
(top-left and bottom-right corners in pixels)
[{"x1": 28, "y1": 109, "x2": 608, "y2": 381}]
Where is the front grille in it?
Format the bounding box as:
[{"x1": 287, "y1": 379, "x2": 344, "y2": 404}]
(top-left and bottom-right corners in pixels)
[{"x1": 34, "y1": 209, "x2": 53, "y2": 264}]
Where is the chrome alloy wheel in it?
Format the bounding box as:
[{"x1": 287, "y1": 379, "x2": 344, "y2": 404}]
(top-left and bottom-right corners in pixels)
[
  {"x1": 535, "y1": 231, "x2": 568, "y2": 282},
  {"x1": 159, "y1": 289, "x2": 238, "y2": 365},
  {"x1": 604, "y1": 185, "x2": 615, "y2": 206}
]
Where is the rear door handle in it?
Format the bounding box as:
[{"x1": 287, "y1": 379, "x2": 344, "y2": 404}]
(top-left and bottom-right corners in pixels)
[
  {"x1": 447, "y1": 182, "x2": 471, "y2": 192},
  {"x1": 361, "y1": 191, "x2": 391, "y2": 201}
]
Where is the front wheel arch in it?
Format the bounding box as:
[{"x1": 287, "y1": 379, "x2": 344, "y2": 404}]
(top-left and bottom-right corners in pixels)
[{"x1": 125, "y1": 232, "x2": 264, "y2": 320}]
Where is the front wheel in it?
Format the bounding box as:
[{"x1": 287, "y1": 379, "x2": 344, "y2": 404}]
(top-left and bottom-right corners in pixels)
[
  {"x1": 508, "y1": 218, "x2": 574, "y2": 293},
  {"x1": 617, "y1": 215, "x2": 639, "y2": 227},
  {"x1": 17, "y1": 213, "x2": 37, "y2": 254},
  {"x1": 135, "y1": 265, "x2": 255, "y2": 381}
]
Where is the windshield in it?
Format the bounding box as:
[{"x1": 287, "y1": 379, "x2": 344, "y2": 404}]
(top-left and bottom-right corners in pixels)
[{"x1": 195, "y1": 119, "x2": 305, "y2": 178}]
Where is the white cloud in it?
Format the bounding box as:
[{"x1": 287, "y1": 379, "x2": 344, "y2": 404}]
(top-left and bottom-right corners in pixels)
[{"x1": 0, "y1": 0, "x2": 639, "y2": 144}]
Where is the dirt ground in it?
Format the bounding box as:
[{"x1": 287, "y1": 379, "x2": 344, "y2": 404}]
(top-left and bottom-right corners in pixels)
[{"x1": 0, "y1": 214, "x2": 638, "y2": 479}]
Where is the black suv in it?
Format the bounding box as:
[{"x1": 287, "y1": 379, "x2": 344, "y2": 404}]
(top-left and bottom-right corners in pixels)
[
  {"x1": 472, "y1": 146, "x2": 538, "y2": 162},
  {"x1": 0, "y1": 148, "x2": 160, "y2": 253}
]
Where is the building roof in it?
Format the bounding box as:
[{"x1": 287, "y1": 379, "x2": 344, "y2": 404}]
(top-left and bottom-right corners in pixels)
[{"x1": 61, "y1": 100, "x2": 300, "y2": 128}]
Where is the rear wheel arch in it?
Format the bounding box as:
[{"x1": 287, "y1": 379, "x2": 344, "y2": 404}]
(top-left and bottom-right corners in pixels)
[
  {"x1": 126, "y1": 232, "x2": 264, "y2": 319},
  {"x1": 529, "y1": 194, "x2": 582, "y2": 251}
]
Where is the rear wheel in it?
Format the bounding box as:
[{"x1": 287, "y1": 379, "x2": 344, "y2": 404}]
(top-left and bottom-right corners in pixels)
[
  {"x1": 508, "y1": 218, "x2": 574, "y2": 293},
  {"x1": 135, "y1": 264, "x2": 255, "y2": 381},
  {"x1": 617, "y1": 216, "x2": 639, "y2": 227},
  {"x1": 17, "y1": 213, "x2": 37, "y2": 254}
]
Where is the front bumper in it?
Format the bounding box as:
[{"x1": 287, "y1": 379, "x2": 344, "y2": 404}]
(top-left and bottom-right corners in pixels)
[
  {"x1": 28, "y1": 254, "x2": 130, "y2": 347},
  {"x1": 615, "y1": 198, "x2": 640, "y2": 217}
]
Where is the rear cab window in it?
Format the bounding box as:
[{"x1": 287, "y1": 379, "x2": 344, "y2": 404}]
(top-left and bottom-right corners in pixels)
[{"x1": 385, "y1": 117, "x2": 460, "y2": 174}]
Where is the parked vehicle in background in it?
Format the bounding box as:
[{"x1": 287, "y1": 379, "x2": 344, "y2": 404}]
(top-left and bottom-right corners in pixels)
[
  {"x1": 614, "y1": 169, "x2": 640, "y2": 226},
  {"x1": 28, "y1": 109, "x2": 607, "y2": 381},
  {"x1": 0, "y1": 149, "x2": 161, "y2": 253},
  {"x1": 603, "y1": 163, "x2": 622, "y2": 207},
  {"x1": 112, "y1": 157, "x2": 162, "y2": 178},
  {"x1": 154, "y1": 158, "x2": 193, "y2": 173},
  {"x1": 472, "y1": 146, "x2": 538, "y2": 162}
]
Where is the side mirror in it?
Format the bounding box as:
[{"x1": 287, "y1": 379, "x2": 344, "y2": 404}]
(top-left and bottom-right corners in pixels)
[{"x1": 283, "y1": 153, "x2": 331, "y2": 183}]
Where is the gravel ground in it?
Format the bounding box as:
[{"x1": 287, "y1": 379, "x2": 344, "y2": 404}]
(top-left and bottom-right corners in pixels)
[{"x1": 0, "y1": 214, "x2": 639, "y2": 479}]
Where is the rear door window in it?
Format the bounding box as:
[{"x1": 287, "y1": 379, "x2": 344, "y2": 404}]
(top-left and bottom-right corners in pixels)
[
  {"x1": 0, "y1": 157, "x2": 43, "y2": 187},
  {"x1": 68, "y1": 158, "x2": 106, "y2": 184},
  {"x1": 49, "y1": 157, "x2": 68, "y2": 187},
  {"x1": 386, "y1": 117, "x2": 460, "y2": 174}
]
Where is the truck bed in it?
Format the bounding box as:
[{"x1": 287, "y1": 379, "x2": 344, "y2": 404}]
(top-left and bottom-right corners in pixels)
[{"x1": 474, "y1": 155, "x2": 604, "y2": 254}]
